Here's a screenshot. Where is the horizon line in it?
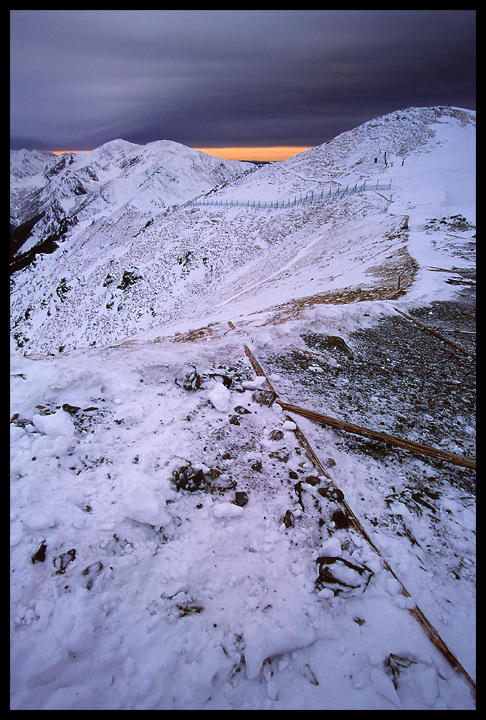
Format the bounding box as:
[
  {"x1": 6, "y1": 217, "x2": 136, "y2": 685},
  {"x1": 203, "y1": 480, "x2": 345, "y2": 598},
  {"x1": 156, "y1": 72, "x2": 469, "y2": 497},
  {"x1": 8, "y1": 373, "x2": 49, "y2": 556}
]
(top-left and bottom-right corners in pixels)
[
  {"x1": 193, "y1": 146, "x2": 313, "y2": 161},
  {"x1": 45, "y1": 145, "x2": 314, "y2": 161}
]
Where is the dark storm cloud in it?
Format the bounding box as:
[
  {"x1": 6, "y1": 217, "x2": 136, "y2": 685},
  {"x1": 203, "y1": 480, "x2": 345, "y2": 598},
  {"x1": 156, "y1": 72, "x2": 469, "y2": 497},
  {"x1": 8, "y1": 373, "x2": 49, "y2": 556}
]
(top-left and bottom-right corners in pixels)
[{"x1": 10, "y1": 10, "x2": 475, "y2": 151}]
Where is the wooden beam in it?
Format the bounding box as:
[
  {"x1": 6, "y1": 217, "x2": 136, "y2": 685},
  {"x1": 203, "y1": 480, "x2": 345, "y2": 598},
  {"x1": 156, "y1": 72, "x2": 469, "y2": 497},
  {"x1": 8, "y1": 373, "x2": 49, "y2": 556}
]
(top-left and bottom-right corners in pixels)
[
  {"x1": 244, "y1": 345, "x2": 277, "y2": 396},
  {"x1": 394, "y1": 307, "x2": 476, "y2": 359},
  {"x1": 276, "y1": 401, "x2": 476, "y2": 470},
  {"x1": 241, "y1": 344, "x2": 476, "y2": 696}
]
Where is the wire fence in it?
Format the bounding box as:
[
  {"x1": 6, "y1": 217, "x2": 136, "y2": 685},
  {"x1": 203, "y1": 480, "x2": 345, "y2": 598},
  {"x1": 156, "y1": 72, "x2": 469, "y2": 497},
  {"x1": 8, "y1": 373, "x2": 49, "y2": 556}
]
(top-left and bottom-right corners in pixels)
[{"x1": 190, "y1": 179, "x2": 392, "y2": 209}]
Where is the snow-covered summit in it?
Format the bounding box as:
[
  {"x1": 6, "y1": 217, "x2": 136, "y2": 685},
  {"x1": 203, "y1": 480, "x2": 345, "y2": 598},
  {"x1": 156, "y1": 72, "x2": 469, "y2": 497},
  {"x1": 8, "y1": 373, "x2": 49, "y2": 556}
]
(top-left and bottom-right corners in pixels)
[{"x1": 214, "y1": 105, "x2": 475, "y2": 203}]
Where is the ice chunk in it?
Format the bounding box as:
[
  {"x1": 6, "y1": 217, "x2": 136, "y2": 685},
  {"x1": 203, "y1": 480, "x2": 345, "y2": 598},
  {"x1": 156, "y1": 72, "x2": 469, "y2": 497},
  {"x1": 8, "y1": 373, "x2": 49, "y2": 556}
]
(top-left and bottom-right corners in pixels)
[
  {"x1": 22, "y1": 510, "x2": 57, "y2": 530},
  {"x1": 213, "y1": 502, "x2": 244, "y2": 519},
  {"x1": 32, "y1": 409, "x2": 75, "y2": 438},
  {"x1": 243, "y1": 619, "x2": 315, "y2": 680},
  {"x1": 207, "y1": 381, "x2": 232, "y2": 412},
  {"x1": 320, "y1": 537, "x2": 342, "y2": 556},
  {"x1": 122, "y1": 472, "x2": 170, "y2": 526}
]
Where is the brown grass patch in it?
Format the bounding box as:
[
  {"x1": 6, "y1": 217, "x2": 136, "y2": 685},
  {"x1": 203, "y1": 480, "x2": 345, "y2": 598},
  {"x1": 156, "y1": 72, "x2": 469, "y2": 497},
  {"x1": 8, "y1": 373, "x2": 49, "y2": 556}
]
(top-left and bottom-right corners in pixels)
[{"x1": 259, "y1": 248, "x2": 419, "y2": 325}]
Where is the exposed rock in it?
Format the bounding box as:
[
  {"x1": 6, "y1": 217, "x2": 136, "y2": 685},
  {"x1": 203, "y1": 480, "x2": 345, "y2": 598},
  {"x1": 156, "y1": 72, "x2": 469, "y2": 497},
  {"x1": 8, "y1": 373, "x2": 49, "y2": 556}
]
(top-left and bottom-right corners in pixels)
[
  {"x1": 61, "y1": 403, "x2": 81, "y2": 416},
  {"x1": 175, "y1": 364, "x2": 201, "y2": 391},
  {"x1": 208, "y1": 372, "x2": 232, "y2": 388},
  {"x1": 233, "y1": 405, "x2": 251, "y2": 415},
  {"x1": 315, "y1": 556, "x2": 373, "y2": 596},
  {"x1": 172, "y1": 464, "x2": 206, "y2": 492},
  {"x1": 268, "y1": 450, "x2": 290, "y2": 462},
  {"x1": 82, "y1": 561, "x2": 104, "y2": 590},
  {"x1": 117, "y1": 269, "x2": 143, "y2": 291},
  {"x1": 301, "y1": 332, "x2": 354, "y2": 359},
  {"x1": 31, "y1": 542, "x2": 47, "y2": 564},
  {"x1": 233, "y1": 491, "x2": 249, "y2": 507},
  {"x1": 294, "y1": 481, "x2": 306, "y2": 510},
  {"x1": 53, "y1": 548, "x2": 76, "y2": 575},
  {"x1": 331, "y1": 509, "x2": 351, "y2": 529},
  {"x1": 206, "y1": 469, "x2": 236, "y2": 493},
  {"x1": 251, "y1": 388, "x2": 277, "y2": 406},
  {"x1": 317, "y1": 485, "x2": 345, "y2": 503},
  {"x1": 282, "y1": 509, "x2": 294, "y2": 528}
]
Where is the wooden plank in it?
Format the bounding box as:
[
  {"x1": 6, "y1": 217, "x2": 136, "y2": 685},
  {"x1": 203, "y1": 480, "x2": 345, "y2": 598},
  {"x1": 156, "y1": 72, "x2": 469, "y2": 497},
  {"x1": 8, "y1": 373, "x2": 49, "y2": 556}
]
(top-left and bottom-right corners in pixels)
[
  {"x1": 281, "y1": 411, "x2": 476, "y2": 698},
  {"x1": 244, "y1": 344, "x2": 277, "y2": 396},
  {"x1": 242, "y1": 345, "x2": 476, "y2": 696},
  {"x1": 276, "y1": 401, "x2": 476, "y2": 470},
  {"x1": 394, "y1": 307, "x2": 476, "y2": 359}
]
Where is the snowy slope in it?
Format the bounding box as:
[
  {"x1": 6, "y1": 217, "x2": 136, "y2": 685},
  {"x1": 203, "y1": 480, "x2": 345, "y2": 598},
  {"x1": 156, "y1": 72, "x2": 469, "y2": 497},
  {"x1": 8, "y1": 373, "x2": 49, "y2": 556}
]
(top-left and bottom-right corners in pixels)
[
  {"x1": 11, "y1": 106, "x2": 475, "y2": 355},
  {"x1": 10, "y1": 139, "x2": 252, "y2": 270},
  {"x1": 10, "y1": 106, "x2": 476, "y2": 710}
]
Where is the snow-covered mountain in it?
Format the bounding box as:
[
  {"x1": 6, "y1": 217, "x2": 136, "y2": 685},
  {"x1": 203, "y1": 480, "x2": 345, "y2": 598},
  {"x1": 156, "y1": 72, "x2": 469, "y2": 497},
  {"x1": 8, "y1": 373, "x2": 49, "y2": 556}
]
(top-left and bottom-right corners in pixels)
[
  {"x1": 11, "y1": 106, "x2": 475, "y2": 355},
  {"x1": 10, "y1": 106, "x2": 476, "y2": 710},
  {"x1": 10, "y1": 139, "x2": 252, "y2": 272}
]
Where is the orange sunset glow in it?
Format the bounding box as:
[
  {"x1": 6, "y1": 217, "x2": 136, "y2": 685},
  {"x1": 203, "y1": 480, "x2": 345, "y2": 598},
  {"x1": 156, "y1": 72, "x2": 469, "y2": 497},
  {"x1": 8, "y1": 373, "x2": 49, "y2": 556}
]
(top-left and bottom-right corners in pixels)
[
  {"x1": 194, "y1": 146, "x2": 312, "y2": 162},
  {"x1": 50, "y1": 147, "x2": 311, "y2": 161},
  {"x1": 51, "y1": 150, "x2": 89, "y2": 155}
]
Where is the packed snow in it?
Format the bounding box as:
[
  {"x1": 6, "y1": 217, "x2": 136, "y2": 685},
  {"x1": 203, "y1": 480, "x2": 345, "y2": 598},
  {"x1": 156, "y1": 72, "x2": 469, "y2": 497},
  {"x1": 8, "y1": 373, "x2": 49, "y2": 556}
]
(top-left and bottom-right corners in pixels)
[{"x1": 10, "y1": 106, "x2": 475, "y2": 709}]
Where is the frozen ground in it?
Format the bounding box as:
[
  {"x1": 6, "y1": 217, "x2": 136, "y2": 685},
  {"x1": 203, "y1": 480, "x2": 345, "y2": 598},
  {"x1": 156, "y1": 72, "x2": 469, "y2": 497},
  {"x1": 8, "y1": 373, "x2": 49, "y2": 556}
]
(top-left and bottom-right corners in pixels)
[
  {"x1": 9, "y1": 289, "x2": 476, "y2": 710},
  {"x1": 10, "y1": 106, "x2": 475, "y2": 709}
]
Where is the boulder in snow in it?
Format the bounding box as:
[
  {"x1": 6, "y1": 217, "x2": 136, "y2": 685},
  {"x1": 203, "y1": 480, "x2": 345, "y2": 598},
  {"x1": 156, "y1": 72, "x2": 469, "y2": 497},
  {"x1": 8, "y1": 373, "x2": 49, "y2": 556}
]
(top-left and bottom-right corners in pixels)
[
  {"x1": 174, "y1": 364, "x2": 201, "y2": 391},
  {"x1": 315, "y1": 555, "x2": 373, "y2": 596}
]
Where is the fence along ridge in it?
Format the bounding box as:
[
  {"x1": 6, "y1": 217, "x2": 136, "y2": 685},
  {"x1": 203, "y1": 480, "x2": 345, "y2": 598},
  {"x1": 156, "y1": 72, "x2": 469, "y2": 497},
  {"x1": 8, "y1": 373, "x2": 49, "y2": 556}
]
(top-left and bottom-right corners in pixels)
[{"x1": 191, "y1": 179, "x2": 392, "y2": 209}]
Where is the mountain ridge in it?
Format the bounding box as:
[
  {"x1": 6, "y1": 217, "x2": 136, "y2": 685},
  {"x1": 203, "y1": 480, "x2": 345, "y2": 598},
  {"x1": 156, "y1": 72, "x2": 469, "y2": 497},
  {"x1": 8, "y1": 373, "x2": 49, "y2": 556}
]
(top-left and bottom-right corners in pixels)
[
  {"x1": 10, "y1": 106, "x2": 475, "y2": 355},
  {"x1": 10, "y1": 140, "x2": 253, "y2": 272}
]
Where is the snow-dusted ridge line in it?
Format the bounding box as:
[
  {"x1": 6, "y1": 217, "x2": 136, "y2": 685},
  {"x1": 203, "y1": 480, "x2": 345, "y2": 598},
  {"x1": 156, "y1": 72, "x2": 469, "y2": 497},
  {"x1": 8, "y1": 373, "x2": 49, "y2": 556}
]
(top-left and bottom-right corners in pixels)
[{"x1": 191, "y1": 179, "x2": 393, "y2": 209}]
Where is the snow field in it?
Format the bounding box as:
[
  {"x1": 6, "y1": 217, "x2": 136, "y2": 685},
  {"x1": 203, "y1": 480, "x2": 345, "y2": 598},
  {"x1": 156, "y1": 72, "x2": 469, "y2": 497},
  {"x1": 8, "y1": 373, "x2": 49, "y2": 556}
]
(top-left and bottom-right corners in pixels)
[{"x1": 11, "y1": 329, "x2": 474, "y2": 709}]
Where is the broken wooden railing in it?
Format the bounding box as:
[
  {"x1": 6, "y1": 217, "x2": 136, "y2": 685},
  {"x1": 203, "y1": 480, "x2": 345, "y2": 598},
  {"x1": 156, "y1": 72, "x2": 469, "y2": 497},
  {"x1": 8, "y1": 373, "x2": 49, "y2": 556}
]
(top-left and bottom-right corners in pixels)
[
  {"x1": 242, "y1": 342, "x2": 476, "y2": 697},
  {"x1": 276, "y1": 401, "x2": 476, "y2": 470},
  {"x1": 394, "y1": 307, "x2": 476, "y2": 360}
]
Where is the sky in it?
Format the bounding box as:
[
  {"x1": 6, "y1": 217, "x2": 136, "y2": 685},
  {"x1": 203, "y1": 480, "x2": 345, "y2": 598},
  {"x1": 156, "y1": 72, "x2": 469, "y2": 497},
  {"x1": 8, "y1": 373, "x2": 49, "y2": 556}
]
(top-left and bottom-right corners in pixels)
[{"x1": 10, "y1": 10, "x2": 476, "y2": 161}]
